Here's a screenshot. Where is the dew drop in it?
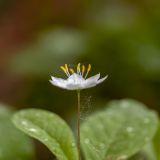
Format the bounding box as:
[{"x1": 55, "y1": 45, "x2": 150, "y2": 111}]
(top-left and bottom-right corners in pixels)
[
  {"x1": 29, "y1": 128, "x2": 37, "y2": 132},
  {"x1": 43, "y1": 138, "x2": 49, "y2": 142},
  {"x1": 84, "y1": 138, "x2": 90, "y2": 144},
  {"x1": 21, "y1": 121, "x2": 27, "y2": 125},
  {"x1": 145, "y1": 137, "x2": 150, "y2": 142},
  {"x1": 126, "y1": 127, "x2": 134, "y2": 133},
  {"x1": 118, "y1": 155, "x2": 128, "y2": 160},
  {"x1": 71, "y1": 143, "x2": 76, "y2": 147},
  {"x1": 121, "y1": 101, "x2": 129, "y2": 108},
  {"x1": 99, "y1": 143, "x2": 105, "y2": 148},
  {"x1": 144, "y1": 118, "x2": 150, "y2": 124}
]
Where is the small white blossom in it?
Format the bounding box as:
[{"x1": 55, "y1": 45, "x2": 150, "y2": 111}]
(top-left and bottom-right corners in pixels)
[{"x1": 50, "y1": 63, "x2": 108, "y2": 90}]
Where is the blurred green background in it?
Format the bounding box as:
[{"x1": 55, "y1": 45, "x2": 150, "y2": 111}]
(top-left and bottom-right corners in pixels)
[{"x1": 0, "y1": 0, "x2": 160, "y2": 159}]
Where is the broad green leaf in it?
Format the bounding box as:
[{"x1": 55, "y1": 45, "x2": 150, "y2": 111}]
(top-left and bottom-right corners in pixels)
[
  {"x1": 129, "y1": 143, "x2": 157, "y2": 160},
  {"x1": 12, "y1": 109, "x2": 78, "y2": 160},
  {"x1": 81, "y1": 99, "x2": 158, "y2": 160},
  {"x1": 153, "y1": 122, "x2": 160, "y2": 160},
  {"x1": 0, "y1": 104, "x2": 34, "y2": 160}
]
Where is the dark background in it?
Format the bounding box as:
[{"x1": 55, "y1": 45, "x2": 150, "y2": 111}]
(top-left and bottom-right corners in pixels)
[{"x1": 0, "y1": 0, "x2": 160, "y2": 159}]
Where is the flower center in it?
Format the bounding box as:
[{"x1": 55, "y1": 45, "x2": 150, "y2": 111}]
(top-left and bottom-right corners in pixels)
[{"x1": 60, "y1": 63, "x2": 91, "y2": 79}]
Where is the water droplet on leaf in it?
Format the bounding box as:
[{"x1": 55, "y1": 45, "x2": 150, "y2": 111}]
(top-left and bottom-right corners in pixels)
[
  {"x1": 118, "y1": 155, "x2": 128, "y2": 160},
  {"x1": 71, "y1": 143, "x2": 76, "y2": 147},
  {"x1": 29, "y1": 128, "x2": 37, "y2": 132},
  {"x1": 126, "y1": 127, "x2": 134, "y2": 133},
  {"x1": 144, "y1": 118, "x2": 150, "y2": 124},
  {"x1": 121, "y1": 101, "x2": 129, "y2": 108},
  {"x1": 21, "y1": 121, "x2": 27, "y2": 125},
  {"x1": 99, "y1": 143, "x2": 105, "y2": 148},
  {"x1": 145, "y1": 137, "x2": 149, "y2": 142},
  {"x1": 84, "y1": 138, "x2": 90, "y2": 144}
]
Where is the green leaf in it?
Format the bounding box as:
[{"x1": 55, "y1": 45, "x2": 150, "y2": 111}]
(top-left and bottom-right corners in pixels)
[
  {"x1": 129, "y1": 143, "x2": 157, "y2": 160},
  {"x1": 153, "y1": 122, "x2": 160, "y2": 160},
  {"x1": 0, "y1": 104, "x2": 34, "y2": 160},
  {"x1": 12, "y1": 109, "x2": 78, "y2": 160},
  {"x1": 81, "y1": 99, "x2": 158, "y2": 160}
]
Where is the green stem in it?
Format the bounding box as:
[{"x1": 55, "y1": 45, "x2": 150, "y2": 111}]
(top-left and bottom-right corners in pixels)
[{"x1": 77, "y1": 90, "x2": 81, "y2": 160}]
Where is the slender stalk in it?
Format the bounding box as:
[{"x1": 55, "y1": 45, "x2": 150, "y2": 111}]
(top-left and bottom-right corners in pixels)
[{"x1": 77, "y1": 90, "x2": 81, "y2": 160}]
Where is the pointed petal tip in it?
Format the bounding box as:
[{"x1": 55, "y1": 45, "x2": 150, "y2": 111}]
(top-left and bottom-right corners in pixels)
[
  {"x1": 51, "y1": 76, "x2": 55, "y2": 80},
  {"x1": 103, "y1": 75, "x2": 108, "y2": 80},
  {"x1": 97, "y1": 75, "x2": 108, "y2": 84},
  {"x1": 49, "y1": 79, "x2": 55, "y2": 85},
  {"x1": 49, "y1": 79, "x2": 53, "y2": 83},
  {"x1": 105, "y1": 75, "x2": 109, "y2": 79}
]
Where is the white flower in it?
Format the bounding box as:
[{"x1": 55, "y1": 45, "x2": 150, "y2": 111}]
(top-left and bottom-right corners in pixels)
[{"x1": 49, "y1": 63, "x2": 108, "y2": 90}]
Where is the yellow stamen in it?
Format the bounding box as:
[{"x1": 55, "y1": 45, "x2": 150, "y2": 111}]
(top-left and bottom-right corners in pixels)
[
  {"x1": 70, "y1": 68, "x2": 75, "y2": 74},
  {"x1": 77, "y1": 63, "x2": 81, "y2": 73},
  {"x1": 60, "y1": 66, "x2": 67, "y2": 74},
  {"x1": 85, "y1": 64, "x2": 91, "y2": 78},
  {"x1": 88, "y1": 64, "x2": 91, "y2": 72},
  {"x1": 82, "y1": 65, "x2": 85, "y2": 76},
  {"x1": 65, "y1": 64, "x2": 71, "y2": 76},
  {"x1": 65, "y1": 64, "x2": 69, "y2": 72},
  {"x1": 61, "y1": 65, "x2": 70, "y2": 76}
]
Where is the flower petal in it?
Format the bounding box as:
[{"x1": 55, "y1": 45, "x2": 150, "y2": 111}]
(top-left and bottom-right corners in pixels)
[
  {"x1": 81, "y1": 73, "x2": 101, "y2": 89},
  {"x1": 51, "y1": 76, "x2": 66, "y2": 82},
  {"x1": 97, "y1": 75, "x2": 108, "y2": 84},
  {"x1": 65, "y1": 83, "x2": 82, "y2": 90},
  {"x1": 85, "y1": 73, "x2": 100, "y2": 82},
  {"x1": 50, "y1": 72, "x2": 107, "y2": 90},
  {"x1": 67, "y1": 73, "x2": 84, "y2": 83},
  {"x1": 50, "y1": 76, "x2": 67, "y2": 89},
  {"x1": 66, "y1": 73, "x2": 85, "y2": 90},
  {"x1": 82, "y1": 81, "x2": 97, "y2": 89}
]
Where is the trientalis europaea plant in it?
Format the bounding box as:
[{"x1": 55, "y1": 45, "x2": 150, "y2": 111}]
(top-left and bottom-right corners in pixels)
[{"x1": 50, "y1": 63, "x2": 107, "y2": 160}]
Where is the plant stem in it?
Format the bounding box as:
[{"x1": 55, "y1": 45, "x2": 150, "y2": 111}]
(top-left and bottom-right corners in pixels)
[{"x1": 77, "y1": 90, "x2": 81, "y2": 160}]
